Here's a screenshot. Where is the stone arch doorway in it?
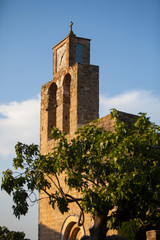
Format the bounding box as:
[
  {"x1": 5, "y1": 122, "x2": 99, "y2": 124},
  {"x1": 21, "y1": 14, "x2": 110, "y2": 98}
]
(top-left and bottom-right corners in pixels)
[{"x1": 60, "y1": 214, "x2": 85, "y2": 240}]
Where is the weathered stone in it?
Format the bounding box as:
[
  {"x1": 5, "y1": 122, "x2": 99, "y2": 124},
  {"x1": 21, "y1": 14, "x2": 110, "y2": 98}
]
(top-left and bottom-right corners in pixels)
[{"x1": 146, "y1": 230, "x2": 160, "y2": 240}]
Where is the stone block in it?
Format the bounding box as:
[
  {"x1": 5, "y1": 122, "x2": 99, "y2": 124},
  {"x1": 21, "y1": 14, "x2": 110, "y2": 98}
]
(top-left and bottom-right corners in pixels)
[{"x1": 146, "y1": 230, "x2": 160, "y2": 240}]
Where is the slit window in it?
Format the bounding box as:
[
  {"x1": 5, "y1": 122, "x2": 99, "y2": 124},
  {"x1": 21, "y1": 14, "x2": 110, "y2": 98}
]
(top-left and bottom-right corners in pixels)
[{"x1": 75, "y1": 44, "x2": 83, "y2": 64}]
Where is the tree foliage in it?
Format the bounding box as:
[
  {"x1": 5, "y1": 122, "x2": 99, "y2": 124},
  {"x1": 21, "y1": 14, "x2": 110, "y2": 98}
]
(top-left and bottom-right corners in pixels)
[
  {"x1": 1, "y1": 110, "x2": 160, "y2": 238},
  {"x1": 0, "y1": 226, "x2": 28, "y2": 240},
  {"x1": 118, "y1": 219, "x2": 141, "y2": 240}
]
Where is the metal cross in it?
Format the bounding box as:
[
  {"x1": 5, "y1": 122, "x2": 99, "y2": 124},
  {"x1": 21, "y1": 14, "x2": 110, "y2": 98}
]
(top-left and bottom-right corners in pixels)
[{"x1": 69, "y1": 21, "x2": 73, "y2": 32}]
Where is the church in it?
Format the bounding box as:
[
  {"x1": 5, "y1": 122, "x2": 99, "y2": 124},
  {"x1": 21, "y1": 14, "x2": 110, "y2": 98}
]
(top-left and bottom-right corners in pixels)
[{"x1": 39, "y1": 23, "x2": 134, "y2": 240}]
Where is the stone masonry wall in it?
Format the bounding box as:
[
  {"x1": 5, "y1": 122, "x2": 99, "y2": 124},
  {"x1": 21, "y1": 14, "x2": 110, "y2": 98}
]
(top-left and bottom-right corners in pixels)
[
  {"x1": 77, "y1": 64, "x2": 99, "y2": 127},
  {"x1": 40, "y1": 62, "x2": 99, "y2": 155}
]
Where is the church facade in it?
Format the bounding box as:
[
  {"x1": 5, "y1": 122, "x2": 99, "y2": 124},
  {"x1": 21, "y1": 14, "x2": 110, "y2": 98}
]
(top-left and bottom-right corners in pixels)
[{"x1": 39, "y1": 24, "x2": 131, "y2": 240}]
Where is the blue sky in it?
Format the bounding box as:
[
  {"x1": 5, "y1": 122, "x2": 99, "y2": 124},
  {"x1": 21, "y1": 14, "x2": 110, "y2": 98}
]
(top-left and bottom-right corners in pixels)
[{"x1": 0, "y1": 0, "x2": 160, "y2": 239}]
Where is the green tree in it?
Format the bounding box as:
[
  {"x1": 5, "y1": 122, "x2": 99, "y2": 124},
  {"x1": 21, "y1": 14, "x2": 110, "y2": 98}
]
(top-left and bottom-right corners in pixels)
[
  {"x1": 1, "y1": 110, "x2": 160, "y2": 240},
  {"x1": 0, "y1": 226, "x2": 28, "y2": 240}
]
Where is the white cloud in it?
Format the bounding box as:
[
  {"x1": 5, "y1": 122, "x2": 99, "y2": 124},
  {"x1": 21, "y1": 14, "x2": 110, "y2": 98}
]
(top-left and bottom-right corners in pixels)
[
  {"x1": 0, "y1": 96, "x2": 40, "y2": 157},
  {"x1": 0, "y1": 90, "x2": 159, "y2": 158},
  {"x1": 100, "y1": 90, "x2": 160, "y2": 125}
]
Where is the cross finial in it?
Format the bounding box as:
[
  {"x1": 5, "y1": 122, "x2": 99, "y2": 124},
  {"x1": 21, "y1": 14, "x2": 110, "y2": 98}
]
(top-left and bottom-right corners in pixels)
[
  {"x1": 69, "y1": 21, "x2": 73, "y2": 32},
  {"x1": 68, "y1": 21, "x2": 76, "y2": 37}
]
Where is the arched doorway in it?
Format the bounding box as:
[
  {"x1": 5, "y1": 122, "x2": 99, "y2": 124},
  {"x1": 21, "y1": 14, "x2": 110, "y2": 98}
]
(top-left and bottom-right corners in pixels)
[{"x1": 60, "y1": 215, "x2": 85, "y2": 240}]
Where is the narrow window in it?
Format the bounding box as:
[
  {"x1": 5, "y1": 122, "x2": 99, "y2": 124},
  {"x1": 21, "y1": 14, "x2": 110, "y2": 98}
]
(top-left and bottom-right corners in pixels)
[
  {"x1": 75, "y1": 44, "x2": 83, "y2": 64},
  {"x1": 63, "y1": 74, "x2": 71, "y2": 134},
  {"x1": 48, "y1": 82, "x2": 57, "y2": 140}
]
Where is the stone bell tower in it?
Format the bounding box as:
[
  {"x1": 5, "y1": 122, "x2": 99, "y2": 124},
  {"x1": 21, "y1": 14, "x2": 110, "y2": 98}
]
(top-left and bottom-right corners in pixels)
[
  {"x1": 40, "y1": 23, "x2": 99, "y2": 155},
  {"x1": 39, "y1": 23, "x2": 99, "y2": 240}
]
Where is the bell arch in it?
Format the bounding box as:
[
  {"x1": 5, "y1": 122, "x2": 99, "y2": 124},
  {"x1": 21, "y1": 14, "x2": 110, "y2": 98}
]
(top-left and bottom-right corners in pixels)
[
  {"x1": 63, "y1": 73, "x2": 71, "y2": 134},
  {"x1": 47, "y1": 82, "x2": 57, "y2": 139}
]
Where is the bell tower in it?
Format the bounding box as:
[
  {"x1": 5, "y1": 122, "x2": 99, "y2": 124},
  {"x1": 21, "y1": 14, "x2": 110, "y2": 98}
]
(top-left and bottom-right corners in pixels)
[
  {"x1": 40, "y1": 22, "x2": 99, "y2": 154},
  {"x1": 39, "y1": 23, "x2": 99, "y2": 240}
]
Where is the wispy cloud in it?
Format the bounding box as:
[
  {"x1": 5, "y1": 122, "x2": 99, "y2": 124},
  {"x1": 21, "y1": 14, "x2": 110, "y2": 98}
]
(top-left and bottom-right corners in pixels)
[
  {"x1": 0, "y1": 96, "x2": 40, "y2": 157},
  {"x1": 100, "y1": 90, "x2": 160, "y2": 125}
]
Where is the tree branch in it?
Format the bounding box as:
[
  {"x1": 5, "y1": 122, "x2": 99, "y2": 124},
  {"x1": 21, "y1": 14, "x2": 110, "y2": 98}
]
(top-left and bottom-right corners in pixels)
[{"x1": 65, "y1": 194, "x2": 84, "y2": 226}]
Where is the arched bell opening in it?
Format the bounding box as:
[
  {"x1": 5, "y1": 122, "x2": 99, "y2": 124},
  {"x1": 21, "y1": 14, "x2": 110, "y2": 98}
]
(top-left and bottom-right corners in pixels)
[
  {"x1": 47, "y1": 82, "x2": 57, "y2": 140},
  {"x1": 63, "y1": 73, "x2": 71, "y2": 134}
]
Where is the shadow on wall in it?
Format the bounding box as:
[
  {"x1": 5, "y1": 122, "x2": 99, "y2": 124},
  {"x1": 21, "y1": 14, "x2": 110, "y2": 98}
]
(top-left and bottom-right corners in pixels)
[
  {"x1": 38, "y1": 223, "x2": 126, "y2": 240},
  {"x1": 106, "y1": 235, "x2": 128, "y2": 240},
  {"x1": 38, "y1": 215, "x2": 85, "y2": 240},
  {"x1": 38, "y1": 223, "x2": 61, "y2": 240},
  {"x1": 38, "y1": 223, "x2": 159, "y2": 240}
]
